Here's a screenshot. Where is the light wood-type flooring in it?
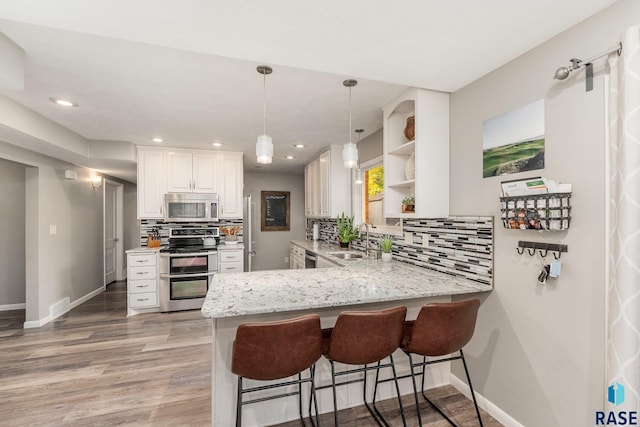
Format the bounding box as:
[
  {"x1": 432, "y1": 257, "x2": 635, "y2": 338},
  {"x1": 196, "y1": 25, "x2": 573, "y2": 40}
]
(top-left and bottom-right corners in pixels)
[{"x1": 0, "y1": 281, "x2": 502, "y2": 426}]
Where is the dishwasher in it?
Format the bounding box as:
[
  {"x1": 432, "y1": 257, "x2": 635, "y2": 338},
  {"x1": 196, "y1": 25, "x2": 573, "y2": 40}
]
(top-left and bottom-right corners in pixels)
[{"x1": 304, "y1": 250, "x2": 317, "y2": 268}]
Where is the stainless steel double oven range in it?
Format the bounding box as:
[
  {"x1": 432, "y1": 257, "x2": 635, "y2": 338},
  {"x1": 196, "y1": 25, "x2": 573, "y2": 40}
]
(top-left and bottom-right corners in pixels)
[{"x1": 159, "y1": 227, "x2": 219, "y2": 312}]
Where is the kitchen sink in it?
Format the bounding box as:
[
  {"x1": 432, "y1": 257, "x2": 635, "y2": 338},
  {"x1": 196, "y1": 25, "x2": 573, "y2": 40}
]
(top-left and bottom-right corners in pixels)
[{"x1": 329, "y1": 252, "x2": 364, "y2": 260}]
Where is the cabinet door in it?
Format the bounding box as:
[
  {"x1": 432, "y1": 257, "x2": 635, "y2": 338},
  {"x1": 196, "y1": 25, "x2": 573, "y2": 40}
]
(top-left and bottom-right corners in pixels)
[
  {"x1": 318, "y1": 151, "x2": 330, "y2": 217},
  {"x1": 166, "y1": 151, "x2": 194, "y2": 192},
  {"x1": 219, "y1": 153, "x2": 244, "y2": 219},
  {"x1": 137, "y1": 149, "x2": 166, "y2": 219},
  {"x1": 304, "y1": 165, "x2": 312, "y2": 216},
  {"x1": 192, "y1": 153, "x2": 219, "y2": 193},
  {"x1": 307, "y1": 159, "x2": 318, "y2": 216}
]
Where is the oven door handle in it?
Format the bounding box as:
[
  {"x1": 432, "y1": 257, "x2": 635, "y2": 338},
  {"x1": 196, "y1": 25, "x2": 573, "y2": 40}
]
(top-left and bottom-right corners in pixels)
[{"x1": 160, "y1": 272, "x2": 217, "y2": 279}]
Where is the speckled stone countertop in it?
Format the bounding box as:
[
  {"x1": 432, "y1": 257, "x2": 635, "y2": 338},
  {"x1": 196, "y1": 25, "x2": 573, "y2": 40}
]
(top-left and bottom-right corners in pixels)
[
  {"x1": 125, "y1": 246, "x2": 163, "y2": 253},
  {"x1": 201, "y1": 240, "x2": 491, "y2": 319}
]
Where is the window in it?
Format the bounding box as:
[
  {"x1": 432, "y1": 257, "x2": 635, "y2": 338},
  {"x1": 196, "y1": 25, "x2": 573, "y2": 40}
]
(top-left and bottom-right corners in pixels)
[{"x1": 353, "y1": 156, "x2": 402, "y2": 235}]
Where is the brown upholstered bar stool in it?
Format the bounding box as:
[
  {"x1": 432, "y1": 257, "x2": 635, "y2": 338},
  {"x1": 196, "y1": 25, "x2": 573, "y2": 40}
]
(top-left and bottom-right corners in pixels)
[
  {"x1": 320, "y1": 305, "x2": 407, "y2": 426},
  {"x1": 400, "y1": 299, "x2": 483, "y2": 427},
  {"x1": 231, "y1": 314, "x2": 323, "y2": 427}
]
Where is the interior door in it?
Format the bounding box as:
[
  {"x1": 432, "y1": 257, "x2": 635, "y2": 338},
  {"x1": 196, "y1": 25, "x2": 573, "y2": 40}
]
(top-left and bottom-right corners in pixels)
[{"x1": 104, "y1": 181, "x2": 118, "y2": 284}]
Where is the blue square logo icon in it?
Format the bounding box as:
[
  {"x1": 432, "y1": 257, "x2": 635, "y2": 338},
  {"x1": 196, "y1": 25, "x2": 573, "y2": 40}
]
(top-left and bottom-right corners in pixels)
[{"x1": 608, "y1": 382, "x2": 625, "y2": 406}]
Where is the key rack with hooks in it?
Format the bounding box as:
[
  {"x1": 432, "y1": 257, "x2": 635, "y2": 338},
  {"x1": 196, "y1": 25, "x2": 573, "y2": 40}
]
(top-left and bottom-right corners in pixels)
[{"x1": 516, "y1": 241, "x2": 568, "y2": 259}]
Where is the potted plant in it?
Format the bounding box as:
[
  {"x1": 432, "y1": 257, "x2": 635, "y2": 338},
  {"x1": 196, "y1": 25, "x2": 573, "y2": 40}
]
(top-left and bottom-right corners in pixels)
[
  {"x1": 402, "y1": 196, "x2": 415, "y2": 213},
  {"x1": 378, "y1": 234, "x2": 393, "y2": 262},
  {"x1": 336, "y1": 213, "x2": 360, "y2": 248}
]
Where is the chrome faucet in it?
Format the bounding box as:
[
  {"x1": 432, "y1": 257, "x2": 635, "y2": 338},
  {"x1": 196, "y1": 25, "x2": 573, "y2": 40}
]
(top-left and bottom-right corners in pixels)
[{"x1": 358, "y1": 223, "x2": 373, "y2": 257}]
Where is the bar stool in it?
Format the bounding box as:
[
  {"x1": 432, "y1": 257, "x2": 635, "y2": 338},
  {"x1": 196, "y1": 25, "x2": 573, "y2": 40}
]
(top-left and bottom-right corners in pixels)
[
  {"x1": 320, "y1": 305, "x2": 407, "y2": 426},
  {"x1": 231, "y1": 314, "x2": 323, "y2": 427},
  {"x1": 401, "y1": 299, "x2": 483, "y2": 427}
]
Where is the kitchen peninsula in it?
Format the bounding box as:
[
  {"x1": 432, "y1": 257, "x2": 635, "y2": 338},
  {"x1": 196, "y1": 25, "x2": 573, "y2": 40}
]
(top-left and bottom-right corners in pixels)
[{"x1": 201, "y1": 243, "x2": 491, "y2": 426}]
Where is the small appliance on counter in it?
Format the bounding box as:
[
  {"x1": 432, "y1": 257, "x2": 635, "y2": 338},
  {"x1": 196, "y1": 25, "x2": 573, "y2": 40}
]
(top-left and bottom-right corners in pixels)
[{"x1": 159, "y1": 227, "x2": 219, "y2": 312}]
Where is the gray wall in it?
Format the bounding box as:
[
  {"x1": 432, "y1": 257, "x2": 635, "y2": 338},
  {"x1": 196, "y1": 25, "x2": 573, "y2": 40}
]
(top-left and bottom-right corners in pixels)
[
  {"x1": 0, "y1": 139, "x2": 117, "y2": 324},
  {"x1": 449, "y1": 1, "x2": 640, "y2": 425},
  {"x1": 244, "y1": 171, "x2": 306, "y2": 270},
  {"x1": 357, "y1": 128, "x2": 383, "y2": 163},
  {"x1": 0, "y1": 157, "x2": 26, "y2": 306}
]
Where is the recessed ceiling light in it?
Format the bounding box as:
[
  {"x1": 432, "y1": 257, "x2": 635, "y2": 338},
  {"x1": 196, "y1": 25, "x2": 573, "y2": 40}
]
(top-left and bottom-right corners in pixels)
[
  {"x1": 212, "y1": 142, "x2": 223, "y2": 147},
  {"x1": 49, "y1": 97, "x2": 78, "y2": 107},
  {"x1": 151, "y1": 137, "x2": 163, "y2": 143},
  {"x1": 294, "y1": 144, "x2": 305, "y2": 148},
  {"x1": 285, "y1": 155, "x2": 295, "y2": 160}
]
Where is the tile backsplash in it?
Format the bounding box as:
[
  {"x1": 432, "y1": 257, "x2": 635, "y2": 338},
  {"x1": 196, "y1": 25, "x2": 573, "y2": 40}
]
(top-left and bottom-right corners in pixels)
[
  {"x1": 307, "y1": 216, "x2": 493, "y2": 286},
  {"x1": 138, "y1": 219, "x2": 243, "y2": 247}
]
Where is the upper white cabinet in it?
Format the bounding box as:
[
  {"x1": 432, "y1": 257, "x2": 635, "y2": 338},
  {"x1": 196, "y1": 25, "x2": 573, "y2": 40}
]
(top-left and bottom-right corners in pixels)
[
  {"x1": 304, "y1": 145, "x2": 350, "y2": 218},
  {"x1": 218, "y1": 152, "x2": 244, "y2": 219},
  {"x1": 167, "y1": 150, "x2": 218, "y2": 193},
  {"x1": 383, "y1": 88, "x2": 449, "y2": 218},
  {"x1": 137, "y1": 147, "x2": 243, "y2": 220},
  {"x1": 137, "y1": 148, "x2": 166, "y2": 219}
]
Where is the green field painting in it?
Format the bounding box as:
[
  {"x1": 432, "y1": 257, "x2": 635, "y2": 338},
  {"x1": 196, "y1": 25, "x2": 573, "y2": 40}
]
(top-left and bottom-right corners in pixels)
[{"x1": 482, "y1": 138, "x2": 545, "y2": 178}]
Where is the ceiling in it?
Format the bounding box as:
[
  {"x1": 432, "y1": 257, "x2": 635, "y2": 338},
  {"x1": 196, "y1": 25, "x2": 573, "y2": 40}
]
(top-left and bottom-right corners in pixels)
[{"x1": 0, "y1": 0, "x2": 619, "y2": 182}]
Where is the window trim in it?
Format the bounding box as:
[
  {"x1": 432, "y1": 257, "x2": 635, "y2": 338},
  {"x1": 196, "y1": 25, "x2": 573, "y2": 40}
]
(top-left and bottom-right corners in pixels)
[{"x1": 353, "y1": 156, "x2": 403, "y2": 236}]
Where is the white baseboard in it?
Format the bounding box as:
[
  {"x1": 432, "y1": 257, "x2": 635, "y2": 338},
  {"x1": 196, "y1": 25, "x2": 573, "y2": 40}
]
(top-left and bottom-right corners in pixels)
[
  {"x1": 450, "y1": 373, "x2": 523, "y2": 427},
  {"x1": 23, "y1": 285, "x2": 106, "y2": 329},
  {"x1": 0, "y1": 303, "x2": 26, "y2": 311}
]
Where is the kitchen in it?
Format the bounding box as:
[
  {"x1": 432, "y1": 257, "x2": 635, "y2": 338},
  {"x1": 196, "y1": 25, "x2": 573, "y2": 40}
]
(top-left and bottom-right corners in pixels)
[{"x1": 0, "y1": 1, "x2": 638, "y2": 426}]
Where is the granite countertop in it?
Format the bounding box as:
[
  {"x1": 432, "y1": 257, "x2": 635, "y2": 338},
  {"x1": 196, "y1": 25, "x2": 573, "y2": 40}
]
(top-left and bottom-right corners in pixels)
[
  {"x1": 201, "y1": 240, "x2": 490, "y2": 319},
  {"x1": 217, "y1": 242, "x2": 245, "y2": 250}
]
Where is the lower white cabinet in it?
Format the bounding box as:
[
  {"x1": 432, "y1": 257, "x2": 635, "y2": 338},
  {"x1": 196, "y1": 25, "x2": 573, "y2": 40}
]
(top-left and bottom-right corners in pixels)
[
  {"x1": 290, "y1": 244, "x2": 305, "y2": 269},
  {"x1": 127, "y1": 252, "x2": 160, "y2": 315},
  {"x1": 218, "y1": 248, "x2": 244, "y2": 273}
]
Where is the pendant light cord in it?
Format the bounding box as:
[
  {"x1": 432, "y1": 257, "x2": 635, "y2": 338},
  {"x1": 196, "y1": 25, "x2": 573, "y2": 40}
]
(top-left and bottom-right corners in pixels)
[
  {"x1": 348, "y1": 86, "x2": 352, "y2": 144},
  {"x1": 263, "y1": 71, "x2": 267, "y2": 136}
]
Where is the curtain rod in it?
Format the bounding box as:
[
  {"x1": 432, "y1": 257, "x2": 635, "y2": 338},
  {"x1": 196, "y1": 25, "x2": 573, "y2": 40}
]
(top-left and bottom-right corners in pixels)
[{"x1": 553, "y1": 42, "x2": 622, "y2": 91}]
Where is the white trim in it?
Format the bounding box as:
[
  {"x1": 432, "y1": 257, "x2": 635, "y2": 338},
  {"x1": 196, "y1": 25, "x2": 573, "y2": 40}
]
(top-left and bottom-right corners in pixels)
[
  {"x1": 450, "y1": 373, "x2": 523, "y2": 427},
  {"x1": 0, "y1": 303, "x2": 26, "y2": 311},
  {"x1": 22, "y1": 286, "x2": 105, "y2": 329}
]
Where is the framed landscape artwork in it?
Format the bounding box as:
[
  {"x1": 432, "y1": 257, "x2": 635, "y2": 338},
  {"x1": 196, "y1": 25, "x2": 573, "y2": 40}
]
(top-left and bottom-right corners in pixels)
[{"x1": 482, "y1": 99, "x2": 545, "y2": 178}]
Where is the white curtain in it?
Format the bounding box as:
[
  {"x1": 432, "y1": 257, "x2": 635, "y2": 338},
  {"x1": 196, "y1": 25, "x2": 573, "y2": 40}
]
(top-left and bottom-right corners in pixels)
[{"x1": 607, "y1": 25, "x2": 640, "y2": 409}]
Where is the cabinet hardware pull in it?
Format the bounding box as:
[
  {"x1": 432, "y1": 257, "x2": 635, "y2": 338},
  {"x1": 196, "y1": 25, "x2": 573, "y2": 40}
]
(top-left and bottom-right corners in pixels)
[
  {"x1": 136, "y1": 272, "x2": 147, "y2": 275},
  {"x1": 136, "y1": 259, "x2": 148, "y2": 263},
  {"x1": 137, "y1": 298, "x2": 149, "y2": 302},
  {"x1": 136, "y1": 285, "x2": 148, "y2": 288}
]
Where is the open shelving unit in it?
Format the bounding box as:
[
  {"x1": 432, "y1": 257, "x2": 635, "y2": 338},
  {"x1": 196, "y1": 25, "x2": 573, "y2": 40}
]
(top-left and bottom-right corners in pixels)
[{"x1": 383, "y1": 88, "x2": 449, "y2": 218}]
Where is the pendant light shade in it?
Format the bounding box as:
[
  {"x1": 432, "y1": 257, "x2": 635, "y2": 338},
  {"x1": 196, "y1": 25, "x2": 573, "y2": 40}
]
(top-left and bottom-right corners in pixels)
[
  {"x1": 256, "y1": 65, "x2": 273, "y2": 164},
  {"x1": 343, "y1": 143, "x2": 358, "y2": 168},
  {"x1": 354, "y1": 128, "x2": 364, "y2": 184},
  {"x1": 256, "y1": 134, "x2": 273, "y2": 164},
  {"x1": 342, "y1": 79, "x2": 359, "y2": 168}
]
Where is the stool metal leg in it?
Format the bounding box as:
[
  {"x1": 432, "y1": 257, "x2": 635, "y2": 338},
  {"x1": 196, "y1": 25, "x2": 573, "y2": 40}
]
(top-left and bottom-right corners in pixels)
[
  {"x1": 406, "y1": 353, "x2": 423, "y2": 427},
  {"x1": 330, "y1": 361, "x2": 339, "y2": 427},
  {"x1": 460, "y1": 350, "x2": 484, "y2": 427},
  {"x1": 389, "y1": 354, "x2": 407, "y2": 426},
  {"x1": 236, "y1": 376, "x2": 243, "y2": 427}
]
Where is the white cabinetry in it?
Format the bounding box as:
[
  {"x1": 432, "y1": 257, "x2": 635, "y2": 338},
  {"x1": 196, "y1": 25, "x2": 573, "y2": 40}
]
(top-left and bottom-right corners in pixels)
[
  {"x1": 137, "y1": 148, "x2": 166, "y2": 219},
  {"x1": 289, "y1": 244, "x2": 305, "y2": 269},
  {"x1": 137, "y1": 147, "x2": 243, "y2": 220},
  {"x1": 218, "y1": 248, "x2": 244, "y2": 273},
  {"x1": 218, "y1": 152, "x2": 244, "y2": 219},
  {"x1": 304, "y1": 145, "x2": 350, "y2": 218},
  {"x1": 383, "y1": 88, "x2": 449, "y2": 218},
  {"x1": 127, "y1": 252, "x2": 159, "y2": 315},
  {"x1": 167, "y1": 150, "x2": 219, "y2": 193}
]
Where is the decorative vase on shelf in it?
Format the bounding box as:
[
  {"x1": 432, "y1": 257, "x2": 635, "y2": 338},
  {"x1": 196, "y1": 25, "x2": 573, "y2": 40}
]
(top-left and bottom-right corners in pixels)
[
  {"x1": 405, "y1": 152, "x2": 415, "y2": 180},
  {"x1": 403, "y1": 116, "x2": 415, "y2": 141}
]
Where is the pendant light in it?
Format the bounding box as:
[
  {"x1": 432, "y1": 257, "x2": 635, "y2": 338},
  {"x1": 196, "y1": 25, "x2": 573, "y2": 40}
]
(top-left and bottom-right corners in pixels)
[
  {"x1": 354, "y1": 129, "x2": 364, "y2": 184},
  {"x1": 256, "y1": 65, "x2": 274, "y2": 164},
  {"x1": 342, "y1": 79, "x2": 358, "y2": 168}
]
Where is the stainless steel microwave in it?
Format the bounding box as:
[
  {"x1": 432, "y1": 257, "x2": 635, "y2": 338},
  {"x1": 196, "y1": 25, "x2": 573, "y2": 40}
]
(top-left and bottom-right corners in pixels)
[{"x1": 164, "y1": 193, "x2": 219, "y2": 222}]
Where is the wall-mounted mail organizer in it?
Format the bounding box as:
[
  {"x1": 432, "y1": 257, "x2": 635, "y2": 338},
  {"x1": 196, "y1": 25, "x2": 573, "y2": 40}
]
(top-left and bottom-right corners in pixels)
[
  {"x1": 517, "y1": 241, "x2": 568, "y2": 259},
  {"x1": 500, "y1": 192, "x2": 571, "y2": 231}
]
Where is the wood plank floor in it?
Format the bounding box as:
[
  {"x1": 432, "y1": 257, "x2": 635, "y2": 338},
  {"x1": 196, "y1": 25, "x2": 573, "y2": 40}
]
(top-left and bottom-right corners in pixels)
[{"x1": 0, "y1": 282, "x2": 503, "y2": 426}]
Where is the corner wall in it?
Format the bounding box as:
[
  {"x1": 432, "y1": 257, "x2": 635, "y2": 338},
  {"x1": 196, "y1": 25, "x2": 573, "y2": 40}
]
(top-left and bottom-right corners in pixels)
[
  {"x1": 0, "y1": 157, "x2": 25, "y2": 307},
  {"x1": 244, "y1": 171, "x2": 306, "y2": 271},
  {"x1": 449, "y1": 1, "x2": 640, "y2": 425}
]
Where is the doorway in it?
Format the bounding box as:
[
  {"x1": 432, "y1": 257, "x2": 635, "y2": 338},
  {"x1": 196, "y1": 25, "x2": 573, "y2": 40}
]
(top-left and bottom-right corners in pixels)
[{"x1": 104, "y1": 179, "x2": 124, "y2": 285}]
